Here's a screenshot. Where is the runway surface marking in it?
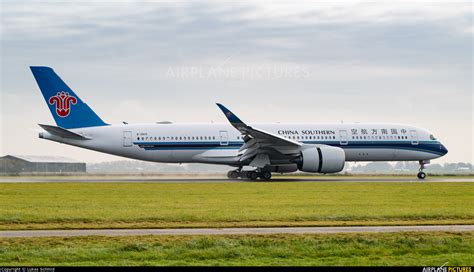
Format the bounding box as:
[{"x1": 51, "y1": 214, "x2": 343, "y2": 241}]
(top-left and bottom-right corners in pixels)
[
  {"x1": 1, "y1": 225, "x2": 473, "y2": 238},
  {"x1": 0, "y1": 176, "x2": 472, "y2": 183}
]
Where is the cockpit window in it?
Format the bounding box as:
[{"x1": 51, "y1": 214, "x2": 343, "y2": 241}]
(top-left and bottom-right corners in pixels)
[{"x1": 430, "y1": 134, "x2": 436, "y2": 140}]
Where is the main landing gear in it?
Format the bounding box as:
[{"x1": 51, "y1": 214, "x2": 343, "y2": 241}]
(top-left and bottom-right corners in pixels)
[
  {"x1": 227, "y1": 168, "x2": 272, "y2": 181},
  {"x1": 417, "y1": 160, "x2": 428, "y2": 180}
]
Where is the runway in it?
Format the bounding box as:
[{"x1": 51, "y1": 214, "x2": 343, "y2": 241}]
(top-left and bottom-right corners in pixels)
[
  {"x1": 0, "y1": 176, "x2": 472, "y2": 183},
  {"x1": 1, "y1": 225, "x2": 473, "y2": 238}
]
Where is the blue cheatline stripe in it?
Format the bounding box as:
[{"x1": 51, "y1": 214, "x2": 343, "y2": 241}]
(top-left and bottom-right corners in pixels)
[
  {"x1": 144, "y1": 147, "x2": 241, "y2": 150},
  {"x1": 134, "y1": 140, "x2": 443, "y2": 155},
  {"x1": 133, "y1": 141, "x2": 243, "y2": 145},
  {"x1": 342, "y1": 146, "x2": 445, "y2": 156},
  {"x1": 134, "y1": 140, "x2": 439, "y2": 146}
]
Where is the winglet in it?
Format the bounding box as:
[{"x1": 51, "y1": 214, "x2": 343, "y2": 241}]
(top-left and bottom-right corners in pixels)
[{"x1": 216, "y1": 103, "x2": 245, "y2": 126}]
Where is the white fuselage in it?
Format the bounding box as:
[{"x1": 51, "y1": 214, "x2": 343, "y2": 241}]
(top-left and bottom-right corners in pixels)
[{"x1": 40, "y1": 122, "x2": 448, "y2": 167}]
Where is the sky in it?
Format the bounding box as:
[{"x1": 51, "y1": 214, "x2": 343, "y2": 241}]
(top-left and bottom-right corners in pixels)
[{"x1": 0, "y1": 0, "x2": 472, "y2": 163}]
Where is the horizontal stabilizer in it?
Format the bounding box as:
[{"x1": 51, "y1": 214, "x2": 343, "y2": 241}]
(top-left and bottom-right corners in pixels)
[{"x1": 38, "y1": 124, "x2": 91, "y2": 140}]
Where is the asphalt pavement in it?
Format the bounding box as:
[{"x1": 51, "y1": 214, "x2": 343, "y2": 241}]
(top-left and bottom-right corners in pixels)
[{"x1": 1, "y1": 225, "x2": 473, "y2": 238}]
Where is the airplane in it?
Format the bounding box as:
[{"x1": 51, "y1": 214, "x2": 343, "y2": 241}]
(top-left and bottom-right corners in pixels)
[{"x1": 30, "y1": 66, "x2": 448, "y2": 180}]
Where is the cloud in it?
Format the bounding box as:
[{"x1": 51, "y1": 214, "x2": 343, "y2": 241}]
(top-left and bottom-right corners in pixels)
[{"x1": 0, "y1": 1, "x2": 472, "y2": 163}]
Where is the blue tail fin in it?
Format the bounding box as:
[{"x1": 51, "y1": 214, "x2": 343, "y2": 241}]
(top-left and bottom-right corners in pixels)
[{"x1": 30, "y1": 66, "x2": 108, "y2": 129}]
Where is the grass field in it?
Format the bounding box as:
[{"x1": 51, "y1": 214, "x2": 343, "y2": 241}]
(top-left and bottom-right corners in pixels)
[
  {"x1": 0, "y1": 182, "x2": 472, "y2": 230},
  {"x1": 1, "y1": 232, "x2": 472, "y2": 266}
]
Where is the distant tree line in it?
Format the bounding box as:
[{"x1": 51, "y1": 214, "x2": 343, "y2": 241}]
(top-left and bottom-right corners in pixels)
[
  {"x1": 349, "y1": 162, "x2": 472, "y2": 174},
  {"x1": 88, "y1": 160, "x2": 472, "y2": 174}
]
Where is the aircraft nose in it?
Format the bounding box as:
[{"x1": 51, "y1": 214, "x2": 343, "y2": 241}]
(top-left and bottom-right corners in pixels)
[{"x1": 440, "y1": 143, "x2": 448, "y2": 156}]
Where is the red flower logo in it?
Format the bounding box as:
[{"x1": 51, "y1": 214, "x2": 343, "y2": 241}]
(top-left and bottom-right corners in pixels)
[{"x1": 49, "y1": 91, "x2": 77, "y2": 117}]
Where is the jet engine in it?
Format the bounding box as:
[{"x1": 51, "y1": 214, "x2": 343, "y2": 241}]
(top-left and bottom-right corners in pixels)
[
  {"x1": 268, "y1": 164, "x2": 298, "y2": 173},
  {"x1": 297, "y1": 146, "x2": 345, "y2": 173}
]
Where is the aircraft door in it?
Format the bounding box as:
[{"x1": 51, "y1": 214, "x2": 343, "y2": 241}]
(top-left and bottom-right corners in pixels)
[
  {"x1": 410, "y1": 130, "x2": 418, "y2": 145},
  {"x1": 123, "y1": 131, "x2": 132, "y2": 147},
  {"x1": 339, "y1": 130, "x2": 348, "y2": 145},
  {"x1": 219, "y1": 131, "x2": 229, "y2": 146}
]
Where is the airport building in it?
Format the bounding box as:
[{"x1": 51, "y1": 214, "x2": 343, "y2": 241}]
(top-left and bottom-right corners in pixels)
[{"x1": 0, "y1": 155, "x2": 86, "y2": 175}]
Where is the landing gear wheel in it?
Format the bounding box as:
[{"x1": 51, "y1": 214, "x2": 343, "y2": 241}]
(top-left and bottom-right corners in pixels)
[
  {"x1": 417, "y1": 172, "x2": 426, "y2": 180},
  {"x1": 247, "y1": 171, "x2": 258, "y2": 180},
  {"x1": 260, "y1": 171, "x2": 272, "y2": 181},
  {"x1": 417, "y1": 160, "x2": 429, "y2": 180},
  {"x1": 227, "y1": 170, "x2": 240, "y2": 179}
]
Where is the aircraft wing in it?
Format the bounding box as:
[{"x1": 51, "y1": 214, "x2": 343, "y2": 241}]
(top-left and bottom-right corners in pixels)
[{"x1": 216, "y1": 103, "x2": 302, "y2": 167}]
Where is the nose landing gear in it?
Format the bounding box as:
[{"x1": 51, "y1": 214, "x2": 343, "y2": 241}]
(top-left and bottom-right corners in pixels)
[
  {"x1": 417, "y1": 160, "x2": 429, "y2": 180},
  {"x1": 417, "y1": 171, "x2": 426, "y2": 179}
]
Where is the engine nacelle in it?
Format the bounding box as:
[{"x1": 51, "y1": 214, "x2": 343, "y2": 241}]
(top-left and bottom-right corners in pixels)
[
  {"x1": 298, "y1": 146, "x2": 345, "y2": 173},
  {"x1": 268, "y1": 164, "x2": 298, "y2": 173}
]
